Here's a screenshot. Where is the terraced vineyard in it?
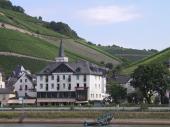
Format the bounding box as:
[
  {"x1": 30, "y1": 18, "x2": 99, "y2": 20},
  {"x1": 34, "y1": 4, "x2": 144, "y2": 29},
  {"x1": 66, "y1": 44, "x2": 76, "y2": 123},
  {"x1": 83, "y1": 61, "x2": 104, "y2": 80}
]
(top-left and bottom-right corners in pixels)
[{"x1": 0, "y1": 8, "x2": 121, "y2": 66}]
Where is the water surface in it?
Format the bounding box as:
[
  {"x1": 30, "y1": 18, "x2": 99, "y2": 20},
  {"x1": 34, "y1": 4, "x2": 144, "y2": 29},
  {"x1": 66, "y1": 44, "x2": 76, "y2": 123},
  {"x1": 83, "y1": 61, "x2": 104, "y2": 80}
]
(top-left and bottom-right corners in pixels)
[{"x1": 0, "y1": 124, "x2": 169, "y2": 127}]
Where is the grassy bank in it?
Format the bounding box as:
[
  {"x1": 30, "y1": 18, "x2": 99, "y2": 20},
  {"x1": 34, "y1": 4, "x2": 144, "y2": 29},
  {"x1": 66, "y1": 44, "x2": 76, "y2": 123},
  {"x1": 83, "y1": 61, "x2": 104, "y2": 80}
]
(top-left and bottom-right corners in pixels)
[{"x1": 1, "y1": 111, "x2": 170, "y2": 119}]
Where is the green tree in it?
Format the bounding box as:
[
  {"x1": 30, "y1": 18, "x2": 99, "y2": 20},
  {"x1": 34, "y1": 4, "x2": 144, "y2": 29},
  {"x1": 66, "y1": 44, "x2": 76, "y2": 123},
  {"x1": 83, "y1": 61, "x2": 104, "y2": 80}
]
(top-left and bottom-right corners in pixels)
[
  {"x1": 106, "y1": 62, "x2": 113, "y2": 70},
  {"x1": 38, "y1": 16, "x2": 42, "y2": 21},
  {"x1": 49, "y1": 21, "x2": 79, "y2": 38},
  {"x1": 110, "y1": 82, "x2": 127, "y2": 104},
  {"x1": 131, "y1": 64, "x2": 170, "y2": 104}
]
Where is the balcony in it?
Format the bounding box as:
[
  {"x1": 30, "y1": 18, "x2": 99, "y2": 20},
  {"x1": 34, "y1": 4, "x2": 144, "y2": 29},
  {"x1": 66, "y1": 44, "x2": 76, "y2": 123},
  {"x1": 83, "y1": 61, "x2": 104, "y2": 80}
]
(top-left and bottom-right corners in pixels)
[{"x1": 75, "y1": 87, "x2": 88, "y2": 91}]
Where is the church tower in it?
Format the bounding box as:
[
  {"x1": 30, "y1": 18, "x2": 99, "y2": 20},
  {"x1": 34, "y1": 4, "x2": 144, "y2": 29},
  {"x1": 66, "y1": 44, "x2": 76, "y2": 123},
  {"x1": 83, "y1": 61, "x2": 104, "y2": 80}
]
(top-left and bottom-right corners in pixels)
[{"x1": 55, "y1": 40, "x2": 68, "y2": 62}]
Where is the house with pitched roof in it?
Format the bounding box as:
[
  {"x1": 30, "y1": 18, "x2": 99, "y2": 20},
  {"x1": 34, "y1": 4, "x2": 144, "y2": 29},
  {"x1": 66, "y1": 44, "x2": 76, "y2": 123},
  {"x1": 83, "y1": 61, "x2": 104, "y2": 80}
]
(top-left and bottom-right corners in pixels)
[
  {"x1": 8, "y1": 65, "x2": 36, "y2": 98},
  {"x1": 0, "y1": 71, "x2": 15, "y2": 106},
  {"x1": 36, "y1": 40, "x2": 108, "y2": 106}
]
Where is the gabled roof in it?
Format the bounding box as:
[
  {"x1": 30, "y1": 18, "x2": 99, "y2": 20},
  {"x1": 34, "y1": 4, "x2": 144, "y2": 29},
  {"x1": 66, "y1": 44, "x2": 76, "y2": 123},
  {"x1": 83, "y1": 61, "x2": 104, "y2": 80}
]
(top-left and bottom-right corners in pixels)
[
  {"x1": 38, "y1": 60, "x2": 107, "y2": 75},
  {"x1": 10, "y1": 65, "x2": 29, "y2": 78},
  {"x1": 52, "y1": 63, "x2": 74, "y2": 73},
  {"x1": 113, "y1": 75, "x2": 131, "y2": 84}
]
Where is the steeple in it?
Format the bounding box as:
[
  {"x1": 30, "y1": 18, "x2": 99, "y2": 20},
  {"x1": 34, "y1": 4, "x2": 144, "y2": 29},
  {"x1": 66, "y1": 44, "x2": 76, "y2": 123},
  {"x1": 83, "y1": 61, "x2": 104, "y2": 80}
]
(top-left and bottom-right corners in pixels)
[
  {"x1": 55, "y1": 39, "x2": 68, "y2": 63},
  {"x1": 59, "y1": 40, "x2": 64, "y2": 57}
]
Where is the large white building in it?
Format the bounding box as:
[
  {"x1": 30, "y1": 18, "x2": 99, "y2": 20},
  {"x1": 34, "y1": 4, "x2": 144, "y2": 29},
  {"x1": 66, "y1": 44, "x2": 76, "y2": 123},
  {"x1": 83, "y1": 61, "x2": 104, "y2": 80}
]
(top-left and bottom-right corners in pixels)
[{"x1": 36, "y1": 41, "x2": 108, "y2": 105}]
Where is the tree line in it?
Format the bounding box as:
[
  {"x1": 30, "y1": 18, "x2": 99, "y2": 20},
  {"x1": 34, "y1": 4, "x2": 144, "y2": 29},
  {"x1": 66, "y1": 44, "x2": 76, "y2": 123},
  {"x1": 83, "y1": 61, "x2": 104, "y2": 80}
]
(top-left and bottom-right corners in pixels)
[{"x1": 0, "y1": 0, "x2": 24, "y2": 13}]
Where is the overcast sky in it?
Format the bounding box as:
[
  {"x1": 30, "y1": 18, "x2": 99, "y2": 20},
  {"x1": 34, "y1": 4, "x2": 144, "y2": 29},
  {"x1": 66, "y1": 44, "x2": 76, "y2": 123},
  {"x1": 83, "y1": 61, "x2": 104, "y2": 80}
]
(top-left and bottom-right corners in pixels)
[{"x1": 11, "y1": 0, "x2": 170, "y2": 50}]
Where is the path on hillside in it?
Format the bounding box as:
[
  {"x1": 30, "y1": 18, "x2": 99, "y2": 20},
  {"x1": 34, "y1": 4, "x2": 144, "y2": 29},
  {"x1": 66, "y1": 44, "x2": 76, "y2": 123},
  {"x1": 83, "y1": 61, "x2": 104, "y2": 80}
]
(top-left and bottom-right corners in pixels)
[
  {"x1": 0, "y1": 22, "x2": 120, "y2": 65},
  {"x1": 0, "y1": 52, "x2": 53, "y2": 62}
]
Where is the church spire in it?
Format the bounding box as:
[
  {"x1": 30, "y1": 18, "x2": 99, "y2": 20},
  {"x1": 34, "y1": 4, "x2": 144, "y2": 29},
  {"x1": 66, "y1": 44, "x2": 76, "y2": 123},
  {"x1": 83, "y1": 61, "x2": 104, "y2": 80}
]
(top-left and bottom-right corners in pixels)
[
  {"x1": 55, "y1": 39, "x2": 68, "y2": 63},
  {"x1": 59, "y1": 39, "x2": 64, "y2": 57}
]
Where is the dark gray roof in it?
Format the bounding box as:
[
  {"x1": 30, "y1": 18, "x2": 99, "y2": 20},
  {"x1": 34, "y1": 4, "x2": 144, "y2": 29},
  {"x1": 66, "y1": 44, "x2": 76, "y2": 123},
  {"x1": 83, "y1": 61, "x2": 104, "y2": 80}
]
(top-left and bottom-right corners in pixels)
[
  {"x1": 59, "y1": 40, "x2": 64, "y2": 57},
  {"x1": 0, "y1": 88, "x2": 13, "y2": 94},
  {"x1": 38, "y1": 60, "x2": 107, "y2": 75},
  {"x1": 113, "y1": 75, "x2": 130, "y2": 84},
  {"x1": 11, "y1": 65, "x2": 25, "y2": 78}
]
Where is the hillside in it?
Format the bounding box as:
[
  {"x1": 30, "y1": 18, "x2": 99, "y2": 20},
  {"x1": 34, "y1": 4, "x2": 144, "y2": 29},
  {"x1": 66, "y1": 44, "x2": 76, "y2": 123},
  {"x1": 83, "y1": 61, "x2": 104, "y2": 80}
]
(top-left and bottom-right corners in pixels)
[
  {"x1": 97, "y1": 44, "x2": 158, "y2": 62},
  {"x1": 0, "y1": 55, "x2": 48, "y2": 75},
  {"x1": 0, "y1": 1, "x2": 122, "y2": 74},
  {"x1": 122, "y1": 47, "x2": 170, "y2": 75}
]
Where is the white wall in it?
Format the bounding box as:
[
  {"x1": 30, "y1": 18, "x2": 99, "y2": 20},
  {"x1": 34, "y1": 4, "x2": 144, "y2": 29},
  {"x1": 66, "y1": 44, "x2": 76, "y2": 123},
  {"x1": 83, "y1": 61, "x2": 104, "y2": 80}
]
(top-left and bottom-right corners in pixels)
[
  {"x1": 0, "y1": 73, "x2": 5, "y2": 88},
  {"x1": 87, "y1": 75, "x2": 106, "y2": 101},
  {"x1": 37, "y1": 73, "x2": 107, "y2": 101},
  {"x1": 14, "y1": 74, "x2": 35, "y2": 97}
]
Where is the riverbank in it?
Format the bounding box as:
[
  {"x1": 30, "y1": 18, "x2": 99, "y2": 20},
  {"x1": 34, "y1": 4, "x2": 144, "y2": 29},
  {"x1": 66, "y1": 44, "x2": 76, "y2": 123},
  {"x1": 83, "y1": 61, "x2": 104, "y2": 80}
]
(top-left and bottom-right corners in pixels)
[
  {"x1": 0, "y1": 111, "x2": 170, "y2": 119},
  {"x1": 0, "y1": 118, "x2": 170, "y2": 125}
]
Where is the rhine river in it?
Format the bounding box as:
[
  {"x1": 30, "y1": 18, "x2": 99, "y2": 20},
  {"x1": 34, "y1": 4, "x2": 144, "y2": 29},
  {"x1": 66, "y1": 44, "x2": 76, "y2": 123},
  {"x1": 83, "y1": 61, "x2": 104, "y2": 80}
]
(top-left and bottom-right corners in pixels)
[{"x1": 0, "y1": 124, "x2": 169, "y2": 127}]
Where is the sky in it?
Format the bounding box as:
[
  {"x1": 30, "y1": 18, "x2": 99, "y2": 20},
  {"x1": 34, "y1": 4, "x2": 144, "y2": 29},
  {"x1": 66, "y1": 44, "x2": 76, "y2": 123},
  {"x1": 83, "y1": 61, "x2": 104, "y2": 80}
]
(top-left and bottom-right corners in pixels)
[{"x1": 11, "y1": 0, "x2": 170, "y2": 51}]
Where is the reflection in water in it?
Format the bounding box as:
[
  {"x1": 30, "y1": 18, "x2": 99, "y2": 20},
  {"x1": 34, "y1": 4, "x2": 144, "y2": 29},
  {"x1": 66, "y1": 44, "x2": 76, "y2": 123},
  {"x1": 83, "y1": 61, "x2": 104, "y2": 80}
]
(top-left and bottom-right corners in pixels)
[{"x1": 0, "y1": 124, "x2": 169, "y2": 127}]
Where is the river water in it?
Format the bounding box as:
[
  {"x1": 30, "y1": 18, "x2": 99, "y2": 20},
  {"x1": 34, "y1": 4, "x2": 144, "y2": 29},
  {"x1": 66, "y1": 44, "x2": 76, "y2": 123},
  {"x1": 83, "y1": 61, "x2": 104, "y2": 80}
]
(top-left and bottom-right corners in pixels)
[{"x1": 0, "y1": 124, "x2": 169, "y2": 127}]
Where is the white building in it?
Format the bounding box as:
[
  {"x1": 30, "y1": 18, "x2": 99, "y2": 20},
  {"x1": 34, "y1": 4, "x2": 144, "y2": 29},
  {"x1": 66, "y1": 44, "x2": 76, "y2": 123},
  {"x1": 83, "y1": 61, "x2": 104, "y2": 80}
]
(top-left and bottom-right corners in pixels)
[
  {"x1": 14, "y1": 73, "x2": 36, "y2": 98},
  {"x1": 8, "y1": 65, "x2": 36, "y2": 98},
  {"x1": 0, "y1": 72, "x2": 15, "y2": 106},
  {"x1": 36, "y1": 41, "x2": 108, "y2": 105},
  {"x1": 0, "y1": 72, "x2": 5, "y2": 88}
]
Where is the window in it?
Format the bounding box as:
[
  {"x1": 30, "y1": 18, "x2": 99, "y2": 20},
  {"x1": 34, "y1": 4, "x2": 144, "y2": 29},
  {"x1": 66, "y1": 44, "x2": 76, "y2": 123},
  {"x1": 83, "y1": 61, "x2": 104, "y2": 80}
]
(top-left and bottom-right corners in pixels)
[
  {"x1": 51, "y1": 75, "x2": 54, "y2": 80},
  {"x1": 84, "y1": 83, "x2": 86, "y2": 88},
  {"x1": 20, "y1": 79, "x2": 22, "y2": 83},
  {"x1": 83, "y1": 75, "x2": 86, "y2": 82},
  {"x1": 76, "y1": 75, "x2": 79, "y2": 80},
  {"x1": 68, "y1": 75, "x2": 71, "y2": 82},
  {"x1": 96, "y1": 94, "x2": 98, "y2": 98},
  {"x1": 25, "y1": 79, "x2": 27, "y2": 82},
  {"x1": 57, "y1": 84, "x2": 60, "y2": 90},
  {"x1": 68, "y1": 84, "x2": 71, "y2": 90},
  {"x1": 63, "y1": 75, "x2": 65, "y2": 80},
  {"x1": 99, "y1": 94, "x2": 101, "y2": 98},
  {"x1": 25, "y1": 85, "x2": 28, "y2": 90},
  {"x1": 19, "y1": 85, "x2": 22, "y2": 91},
  {"x1": 95, "y1": 84, "x2": 97, "y2": 88},
  {"x1": 91, "y1": 94, "x2": 93, "y2": 98},
  {"x1": 51, "y1": 83, "x2": 54, "y2": 89},
  {"x1": 63, "y1": 83, "x2": 65, "y2": 89},
  {"x1": 40, "y1": 76, "x2": 43, "y2": 81},
  {"x1": 40, "y1": 84, "x2": 43, "y2": 89},
  {"x1": 99, "y1": 84, "x2": 100, "y2": 88},
  {"x1": 77, "y1": 83, "x2": 79, "y2": 88},
  {"x1": 57, "y1": 75, "x2": 60, "y2": 82},
  {"x1": 45, "y1": 76, "x2": 48, "y2": 82},
  {"x1": 46, "y1": 84, "x2": 48, "y2": 91},
  {"x1": 0, "y1": 85, "x2": 2, "y2": 88}
]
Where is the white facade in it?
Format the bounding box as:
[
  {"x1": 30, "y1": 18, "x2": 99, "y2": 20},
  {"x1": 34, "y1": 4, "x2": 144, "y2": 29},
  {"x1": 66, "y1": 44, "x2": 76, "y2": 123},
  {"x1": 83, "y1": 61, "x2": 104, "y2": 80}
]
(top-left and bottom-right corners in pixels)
[
  {"x1": 0, "y1": 73, "x2": 5, "y2": 89},
  {"x1": 36, "y1": 73, "x2": 107, "y2": 102},
  {"x1": 14, "y1": 73, "x2": 36, "y2": 98}
]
